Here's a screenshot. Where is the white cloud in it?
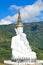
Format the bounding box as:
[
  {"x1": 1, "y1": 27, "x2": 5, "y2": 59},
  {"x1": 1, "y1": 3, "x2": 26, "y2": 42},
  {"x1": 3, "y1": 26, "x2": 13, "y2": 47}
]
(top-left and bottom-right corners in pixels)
[
  {"x1": 0, "y1": 0, "x2": 43, "y2": 25},
  {"x1": 20, "y1": 0, "x2": 43, "y2": 22},
  {"x1": 9, "y1": 5, "x2": 23, "y2": 10},
  {"x1": 0, "y1": 16, "x2": 12, "y2": 25},
  {"x1": 0, "y1": 19, "x2": 11, "y2": 25}
]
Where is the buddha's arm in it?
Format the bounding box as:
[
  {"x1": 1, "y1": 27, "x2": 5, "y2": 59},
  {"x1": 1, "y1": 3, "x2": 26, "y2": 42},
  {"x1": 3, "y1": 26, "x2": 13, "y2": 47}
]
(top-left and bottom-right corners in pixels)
[
  {"x1": 20, "y1": 33, "x2": 29, "y2": 46},
  {"x1": 11, "y1": 37, "x2": 13, "y2": 49},
  {"x1": 25, "y1": 38, "x2": 32, "y2": 50},
  {"x1": 21, "y1": 34, "x2": 31, "y2": 51},
  {"x1": 11, "y1": 37, "x2": 16, "y2": 49}
]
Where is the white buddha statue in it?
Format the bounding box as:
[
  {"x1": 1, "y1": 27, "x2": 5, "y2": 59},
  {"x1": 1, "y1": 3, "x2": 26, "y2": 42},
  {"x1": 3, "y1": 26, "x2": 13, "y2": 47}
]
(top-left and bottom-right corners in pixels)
[{"x1": 11, "y1": 9, "x2": 37, "y2": 61}]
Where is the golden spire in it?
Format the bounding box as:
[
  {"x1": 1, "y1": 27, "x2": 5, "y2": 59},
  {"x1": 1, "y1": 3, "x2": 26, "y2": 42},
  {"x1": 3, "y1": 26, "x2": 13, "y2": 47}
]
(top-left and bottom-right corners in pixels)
[
  {"x1": 15, "y1": 8, "x2": 24, "y2": 28},
  {"x1": 17, "y1": 8, "x2": 21, "y2": 24}
]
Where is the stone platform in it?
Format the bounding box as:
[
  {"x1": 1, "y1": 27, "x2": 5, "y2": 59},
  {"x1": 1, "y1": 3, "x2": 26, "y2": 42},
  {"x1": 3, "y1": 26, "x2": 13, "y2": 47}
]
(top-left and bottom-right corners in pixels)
[
  {"x1": 4, "y1": 60, "x2": 43, "y2": 65},
  {"x1": 4, "y1": 60, "x2": 36, "y2": 65}
]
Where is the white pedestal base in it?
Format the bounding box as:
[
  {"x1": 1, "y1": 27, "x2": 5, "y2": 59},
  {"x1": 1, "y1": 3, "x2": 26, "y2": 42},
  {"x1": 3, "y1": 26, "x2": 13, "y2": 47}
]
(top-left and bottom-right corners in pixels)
[
  {"x1": 4, "y1": 60, "x2": 36, "y2": 65},
  {"x1": 4, "y1": 60, "x2": 43, "y2": 65}
]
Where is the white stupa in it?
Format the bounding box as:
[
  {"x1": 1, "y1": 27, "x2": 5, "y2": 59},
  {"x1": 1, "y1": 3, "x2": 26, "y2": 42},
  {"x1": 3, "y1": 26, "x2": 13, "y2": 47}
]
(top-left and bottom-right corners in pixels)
[{"x1": 11, "y1": 9, "x2": 37, "y2": 62}]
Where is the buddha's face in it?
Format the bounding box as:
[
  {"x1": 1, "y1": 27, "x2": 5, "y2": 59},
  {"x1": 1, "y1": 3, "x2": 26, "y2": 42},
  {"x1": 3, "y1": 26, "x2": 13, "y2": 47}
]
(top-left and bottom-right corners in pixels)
[
  {"x1": 15, "y1": 27, "x2": 23, "y2": 35},
  {"x1": 17, "y1": 27, "x2": 23, "y2": 33}
]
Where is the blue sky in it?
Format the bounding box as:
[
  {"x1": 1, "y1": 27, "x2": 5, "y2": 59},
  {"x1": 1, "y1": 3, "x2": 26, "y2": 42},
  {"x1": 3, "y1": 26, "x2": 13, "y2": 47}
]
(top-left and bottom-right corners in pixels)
[
  {"x1": 0, "y1": 0, "x2": 43, "y2": 25},
  {"x1": 0, "y1": 0, "x2": 37, "y2": 19}
]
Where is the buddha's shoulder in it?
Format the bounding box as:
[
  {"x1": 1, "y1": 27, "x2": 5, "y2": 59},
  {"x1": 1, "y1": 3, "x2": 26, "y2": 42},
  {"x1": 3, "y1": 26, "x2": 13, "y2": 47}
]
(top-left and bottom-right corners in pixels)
[
  {"x1": 12, "y1": 36, "x2": 17, "y2": 39},
  {"x1": 12, "y1": 35, "x2": 19, "y2": 39}
]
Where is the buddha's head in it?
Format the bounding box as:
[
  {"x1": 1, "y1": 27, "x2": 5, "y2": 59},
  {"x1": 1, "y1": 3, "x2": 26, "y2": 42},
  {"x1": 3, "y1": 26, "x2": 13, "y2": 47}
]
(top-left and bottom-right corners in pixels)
[{"x1": 14, "y1": 26, "x2": 23, "y2": 35}]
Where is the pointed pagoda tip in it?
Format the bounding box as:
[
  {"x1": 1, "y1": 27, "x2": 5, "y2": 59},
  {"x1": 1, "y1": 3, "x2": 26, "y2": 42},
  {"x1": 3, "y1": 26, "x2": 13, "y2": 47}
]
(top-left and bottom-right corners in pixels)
[
  {"x1": 18, "y1": 8, "x2": 20, "y2": 15},
  {"x1": 18, "y1": 7, "x2": 20, "y2": 11},
  {"x1": 18, "y1": 8, "x2": 20, "y2": 11}
]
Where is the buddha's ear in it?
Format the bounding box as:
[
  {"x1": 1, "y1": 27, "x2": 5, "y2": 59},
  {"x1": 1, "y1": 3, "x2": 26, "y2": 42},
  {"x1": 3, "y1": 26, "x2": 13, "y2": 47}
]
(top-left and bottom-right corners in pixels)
[{"x1": 15, "y1": 28, "x2": 17, "y2": 32}]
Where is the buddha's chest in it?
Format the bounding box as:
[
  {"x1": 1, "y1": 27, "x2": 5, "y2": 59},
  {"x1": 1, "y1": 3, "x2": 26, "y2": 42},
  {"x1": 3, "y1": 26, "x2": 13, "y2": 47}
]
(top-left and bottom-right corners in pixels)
[
  {"x1": 12, "y1": 36, "x2": 25, "y2": 51},
  {"x1": 13, "y1": 36, "x2": 24, "y2": 46}
]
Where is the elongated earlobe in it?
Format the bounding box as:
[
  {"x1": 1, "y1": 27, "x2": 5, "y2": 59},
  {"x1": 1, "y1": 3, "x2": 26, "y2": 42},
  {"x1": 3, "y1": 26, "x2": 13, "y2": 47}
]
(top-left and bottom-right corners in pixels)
[{"x1": 15, "y1": 28, "x2": 17, "y2": 33}]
